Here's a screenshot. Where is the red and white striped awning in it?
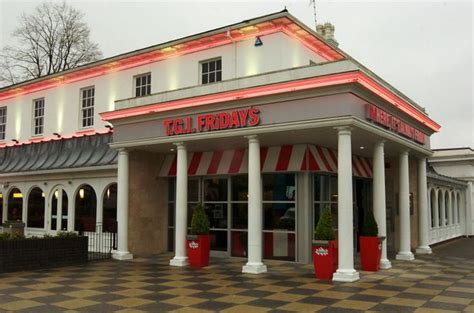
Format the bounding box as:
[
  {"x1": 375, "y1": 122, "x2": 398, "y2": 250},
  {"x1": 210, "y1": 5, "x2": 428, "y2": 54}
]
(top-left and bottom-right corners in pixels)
[{"x1": 159, "y1": 144, "x2": 372, "y2": 178}]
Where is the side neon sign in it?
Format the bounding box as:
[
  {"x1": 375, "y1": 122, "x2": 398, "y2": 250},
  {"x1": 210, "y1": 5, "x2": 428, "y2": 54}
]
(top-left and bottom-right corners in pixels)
[{"x1": 366, "y1": 104, "x2": 425, "y2": 144}]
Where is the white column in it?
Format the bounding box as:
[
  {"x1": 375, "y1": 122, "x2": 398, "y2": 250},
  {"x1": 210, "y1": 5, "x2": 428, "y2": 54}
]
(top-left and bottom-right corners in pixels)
[
  {"x1": 170, "y1": 143, "x2": 189, "y2": 266},
  {"x1": 113, "y1": 149, "x2": 133, "y2": 260},
  {"x1": 2, "y1": 190, "x2": 6, "y2": 223},
  {"x1": 56, "y1": 188, "x2": 63, "y2": 231},
  {"x1": 416, "y1": 157, "x2": 432, "y2": 254},
  {"x1": 333, "y1": 127, "x2": 359, "y2": 282},
  {"x1": 243, "y1": 135, "x2": 267, "y2": 274},
  {"x1": 396, "y1": 150, "x2": 415, "y2": 260},
  {"x1": 372, "y1": 141, "x2": 392, "y2": 269},
  {"x1": 433, "y1": 190, "x2": 439, "y2": 228},
  {"x1": 464, "y1": 182, "x2": 473, "y2": 236},
  {"x1": 67, "y1": 190, "x2": 75, "y2": 231},
  {"x1": 96, "y1": 190, "x2": 104, "y2": 234}
]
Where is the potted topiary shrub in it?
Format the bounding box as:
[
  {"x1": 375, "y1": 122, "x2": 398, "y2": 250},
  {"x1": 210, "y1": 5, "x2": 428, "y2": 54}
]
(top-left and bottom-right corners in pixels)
[
  {"x1": 359, "y1": 209, "x2": 383, "y2": 271},
  {"x1": 312, "y1": 207, "x2": 338, "y2": 279},
  {"x1": 186, "y1": 203, "x2": 210, "y2": 267}
]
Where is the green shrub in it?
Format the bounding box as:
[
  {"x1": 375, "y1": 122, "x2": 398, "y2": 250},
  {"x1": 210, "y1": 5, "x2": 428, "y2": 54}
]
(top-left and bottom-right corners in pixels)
[
  {"x1": 361, "y1": 209, "x2": 378, "y2": 237},
  {"x1": 190, "y1": 203, "x2": 210, "y2": 235},
  {"x1": 43, "y1": 233, "x2": 54, "y2": 239},
  {"x1": 0, "y1": 233, "x2": 11, "y2": 241},
  {"x1": 314, "y1": 207, "x2": 335, "y2": 240},
  {"x1": 56, "y1": 231, "x2": 79, "y2": 238}
]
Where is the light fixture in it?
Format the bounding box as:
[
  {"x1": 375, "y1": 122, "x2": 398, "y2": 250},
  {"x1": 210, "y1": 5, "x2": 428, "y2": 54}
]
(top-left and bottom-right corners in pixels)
[
  {"x1": 41, "y1": 192, "x2": 45, "y2": 197},
  {"x1": 53, "y1": 132, "x2": 61, "y2": 138},
  {"x1": 0, "y1": 194, "x2": 3, "y2": 198},
  {"x1": 105, "y1": 125, "x2": 113, "y2": 130},
  {"x1": 54, "y1": 190, "x2": 59, "y2": 199},
  {"x1": 170, "y1": 148, "x2": 175, "y2": 152},
  {"x1": 254, "y1": 36, "x2": 263, "y2": 47},
  {"x1": 79, "y1": 188, "x2": 84, "y2": 199},
  {"x1": 12, "y1": 139, "x2": 19, "y2": 144},
  {"x1": 360, "y1": 146, "x2": 365, "y2": 150},
  {"x1": 13, "y1": 192, "x2": 23, "y2": 198},
  {"x1": 107, "y1": 188, "x2": 110, "y2": 199}
]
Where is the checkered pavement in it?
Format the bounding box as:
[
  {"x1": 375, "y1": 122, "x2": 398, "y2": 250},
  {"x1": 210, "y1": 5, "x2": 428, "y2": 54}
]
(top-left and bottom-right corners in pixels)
[{"x1": 0, "y1": 238, "x2": 473, "y2": 312}]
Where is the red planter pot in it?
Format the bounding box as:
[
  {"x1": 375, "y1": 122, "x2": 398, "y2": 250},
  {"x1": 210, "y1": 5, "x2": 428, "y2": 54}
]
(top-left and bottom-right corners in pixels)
[
  {"x1": 312, "y1": 240, "x2": 338, "y2": 280},
  {"x1": 186, "y1": 234, "x2": 210, "y2": 268},
  {"x1": 359, "y1": 236, "x2": 382, "y2": 271}
]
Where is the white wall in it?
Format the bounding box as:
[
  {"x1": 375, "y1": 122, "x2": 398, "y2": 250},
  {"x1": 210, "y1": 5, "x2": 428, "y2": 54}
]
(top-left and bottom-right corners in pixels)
[{"x1": 0, "y1": 32, "x2": 325, "y2": 143}]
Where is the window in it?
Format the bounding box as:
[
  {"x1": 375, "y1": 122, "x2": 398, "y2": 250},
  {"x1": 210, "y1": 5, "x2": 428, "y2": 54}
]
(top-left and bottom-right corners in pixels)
[
  {"x1": 80, "y1": 86, "x2": 94, "y2": 128},
  {"x1": 134, "y1": 73, "x2": 151, "y2": 97},
  {"x1": 201, "y1": 58, "x2": 222, "y2": 84},
  {"x1": 313, "y1": 174, "x2": 338, "y2": 237},
  {"x1": 33, "y1": 98, "x2": 44, "y2": 135},
  {"x1": 0, "y1": 107, "x2": 6, "y2": 140}
]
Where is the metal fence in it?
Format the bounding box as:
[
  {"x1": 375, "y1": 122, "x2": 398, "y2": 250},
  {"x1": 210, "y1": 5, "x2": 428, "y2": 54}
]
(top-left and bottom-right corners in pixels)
[{"x1": 80, "y1": 225, "x2": 117, "y2": 261}]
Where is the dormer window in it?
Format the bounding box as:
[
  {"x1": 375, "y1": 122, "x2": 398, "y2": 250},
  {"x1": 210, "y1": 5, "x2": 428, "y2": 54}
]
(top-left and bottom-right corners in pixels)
[
  {"x1": 200, "y1": 58, "x2": 222, "y2": 85},
  {"x1": 135, "y1": 73, "x2": 151, "y2": 97}
]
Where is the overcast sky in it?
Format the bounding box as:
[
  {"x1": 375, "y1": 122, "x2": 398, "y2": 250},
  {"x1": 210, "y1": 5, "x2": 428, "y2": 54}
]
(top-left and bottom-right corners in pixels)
[{"x1": 0, "y1": 0, "x2": 472, "y2": 149}]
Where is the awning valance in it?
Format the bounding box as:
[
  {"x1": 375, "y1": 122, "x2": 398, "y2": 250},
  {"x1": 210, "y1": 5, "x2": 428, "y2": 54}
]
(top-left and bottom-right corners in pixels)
[{"x1": 159, "y1": 144, "x2": 372, "y2": 178}]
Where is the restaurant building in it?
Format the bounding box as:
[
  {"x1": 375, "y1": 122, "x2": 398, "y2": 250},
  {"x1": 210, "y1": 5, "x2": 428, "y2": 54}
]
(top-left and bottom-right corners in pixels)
[{"x1": 0, "y1": 10, "x2": 466, "y2": 282}]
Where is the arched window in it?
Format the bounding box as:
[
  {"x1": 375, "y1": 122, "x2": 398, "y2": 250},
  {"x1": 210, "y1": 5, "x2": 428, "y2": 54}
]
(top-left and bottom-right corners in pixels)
[
  {"x1": 103, "y1": 184, "x2": 117, "y2": 233},
  {"x1": 51, "y1": 188, "x2": 68, "y2": 231},
  {"x1": 27, "y1": 187, "x2": 45, "y2": 228},
  {"x1": 75, "y1": 185, "x2": 96, "y2": 232},
  {"x1": 7, "y1": 188, "x2": 23, "y2": 221},
  {"x1": 430, "y1": 189, "x2": 436, "y2": 228},
  {"x1": 451, "y1": 192, "x2": 456, "y2": 225}
]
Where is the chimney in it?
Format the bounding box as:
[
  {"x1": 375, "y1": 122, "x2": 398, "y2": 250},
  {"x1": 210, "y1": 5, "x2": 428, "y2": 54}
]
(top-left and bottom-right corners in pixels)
[{"x1": 316, "y1": 22, "x2": 339, "y2": 47}]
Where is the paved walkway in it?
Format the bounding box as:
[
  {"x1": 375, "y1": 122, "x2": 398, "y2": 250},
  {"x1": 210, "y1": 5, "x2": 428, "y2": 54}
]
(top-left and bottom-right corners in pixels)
[{"x1": 0, "y1": 238, "x2": 473, "y2": 312}]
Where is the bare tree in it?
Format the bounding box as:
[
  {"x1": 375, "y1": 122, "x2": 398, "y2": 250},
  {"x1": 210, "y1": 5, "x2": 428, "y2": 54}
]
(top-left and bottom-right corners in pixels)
[{"x1": 0, "y1": 2, "x2": 102, "y2": 87}]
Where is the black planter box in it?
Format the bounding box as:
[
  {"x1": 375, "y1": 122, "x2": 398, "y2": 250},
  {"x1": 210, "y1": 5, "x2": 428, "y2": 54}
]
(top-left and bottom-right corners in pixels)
[{"x1": 0, "y1": 236, "x2": 88, "y2": 273}]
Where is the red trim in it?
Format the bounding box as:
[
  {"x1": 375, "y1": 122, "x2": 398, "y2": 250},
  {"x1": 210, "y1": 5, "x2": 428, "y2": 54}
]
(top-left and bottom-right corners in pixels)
[
  {"x1": 316, "y1": 145, "x2": 333, "y2": 172},
  {"x1": 0, "y1": 17, "x2": 343, "y2": 102},
  {"x1": 101, "y1": 72, "x2": 440, "y2": 132},
  {"x1": 168, "y1": 156, "x2": 177, "y2": 176},
  {"x1": 228, "y1": 149, "x2": 245, "y2": 174},
  {"x1": 260, "y1": 147, "x2": 268, "y2": 171},
  {"x1": 0, "y1": 128, "x2": 112, "y2": 149},
  {"x1": 188, "y1": 152, "x2": 203, "y2": 175},
  {"x1": 276, "y1": 145, "x2": 292, "y2": 171},
  {"x1": 328, "y1": 149, "x2": 338, "y2": 170},
  {"x1": 351, "y1": 158, "x2": 362, "y2": 177},
  {"x1": 307, "y1": 150, "x2": 320, "y2": 171},
  {"x1": 207, "y1": 150, "x2": 223, "y2": 174}
]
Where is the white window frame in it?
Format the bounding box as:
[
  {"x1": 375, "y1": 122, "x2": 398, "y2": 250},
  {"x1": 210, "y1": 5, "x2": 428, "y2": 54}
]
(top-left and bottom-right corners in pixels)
[
  {"x1": 79, "y1": 86, "x2": 95, "y2": 128},
  {"x1": 0, "y1": 106, "x2": 6, "y2": 141},
  {"x1": 32, "y1": 98, "x2": 45, "y2": 136},
  {"x1": 134, "y1": 73, "x2": 151, "y2": 97},
  {"x1": 200, "y1": 57, "x2": 222, "y2": 85}
]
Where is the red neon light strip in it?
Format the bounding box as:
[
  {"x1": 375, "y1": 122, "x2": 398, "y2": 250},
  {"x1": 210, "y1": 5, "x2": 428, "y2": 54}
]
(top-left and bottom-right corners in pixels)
[
  {"x1": 101, "y1": 71, "x2": 440, "y2": 132},
  {"x1": 0, "y1": 19, "x2": 342, "y2": 102},
  {"x1": 0, "y1": 128, "x2": 112, "y2": 148}
]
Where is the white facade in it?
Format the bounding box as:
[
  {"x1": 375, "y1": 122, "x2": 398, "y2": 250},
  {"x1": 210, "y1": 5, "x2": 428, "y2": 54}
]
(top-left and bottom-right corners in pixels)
[{"x1": 0, "y1": 32, "x2": 322, "y2": 143}]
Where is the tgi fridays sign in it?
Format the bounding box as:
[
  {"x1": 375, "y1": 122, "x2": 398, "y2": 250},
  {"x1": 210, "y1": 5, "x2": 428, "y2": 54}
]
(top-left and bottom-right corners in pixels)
[
  {"x1": 366, "y1": 104, "x2": 425, "y2": 144},
  {"x1": 164, "y1": 108, "x2": 260, "y2": 136}
]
